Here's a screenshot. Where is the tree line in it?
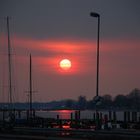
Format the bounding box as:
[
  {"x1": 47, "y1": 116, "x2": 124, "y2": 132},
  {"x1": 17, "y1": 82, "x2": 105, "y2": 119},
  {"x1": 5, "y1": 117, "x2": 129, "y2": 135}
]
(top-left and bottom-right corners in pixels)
[
  {"x1": 64, "y1": 88, "x2": 140, "y2": 110},
  {"x1": 0, "y1": 88, "x2": 140, "y2": 110}
]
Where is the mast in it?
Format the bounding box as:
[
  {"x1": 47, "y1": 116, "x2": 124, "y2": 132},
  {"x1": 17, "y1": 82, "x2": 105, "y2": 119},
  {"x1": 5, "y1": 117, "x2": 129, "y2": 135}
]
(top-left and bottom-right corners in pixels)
[
  {"x1": 6, "y1": 16, "x2": 12, "y2": 107},
  {"x1": 29, "y1": 54, "x2": 33, "y2": 118}
]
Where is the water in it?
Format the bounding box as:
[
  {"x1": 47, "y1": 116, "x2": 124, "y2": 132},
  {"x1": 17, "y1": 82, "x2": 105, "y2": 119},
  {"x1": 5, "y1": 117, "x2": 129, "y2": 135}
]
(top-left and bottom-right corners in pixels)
[
  {"x1": 36, "y1": 110, "x2": 75, "y2": 119},
  {"x1": 1, "y1": 109, "x2": 140, "y2": 121},
  {"x1": 34, "y1": 110, "x2": 138, "y2": 121}
]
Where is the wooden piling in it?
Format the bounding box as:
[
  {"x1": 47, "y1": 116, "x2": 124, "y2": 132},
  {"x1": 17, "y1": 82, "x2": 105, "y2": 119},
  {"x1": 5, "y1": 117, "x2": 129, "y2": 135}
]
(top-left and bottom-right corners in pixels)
[
  {"x1": 27, "y1": 110, "x2": 29, "y2": 120},
  {"x1": 57, "y1": 114, "x2": 59, "y2": 120},
  {"x1": 33, "y1": 109, "x2": 35, "y2": 118},
  {"x1": 113, "y1": 111, "x2": 116, "y2": 122},
  {"x1": 128, "y1": 111, "x2": 130, "y2": 122},
  {"x1": 2, "y1": 109, "x2": 5, "y2": 122},
  {"x1": 93, "y1": 113, "x2": 96, "y2": 121},
  {"x1": 109, "y1": 111, "x2": 112, "y2": 121},
  {"x1": 104, "y1": 114, "x2": 108, "y2": 123},
  {"x1": 78, "y1": 110, "x2": 80, "y2": 120},
  {"x1": 124, "y1": 111, "x2": 126, "y2": 122},
  {"x1": 132, "y1": 112, "x2": 137, "y2": 122},
  {"x1": 100, "y1": 112, "x2": 102, "y2": 120},
  {"x1": 18, "y1": 110, "x2": 21, "y2": 118}
]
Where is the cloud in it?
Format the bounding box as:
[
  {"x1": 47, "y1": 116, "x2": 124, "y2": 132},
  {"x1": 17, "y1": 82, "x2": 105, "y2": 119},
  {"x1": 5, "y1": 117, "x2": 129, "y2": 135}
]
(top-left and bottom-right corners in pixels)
[
  {"x1": 1, "y1": 34, "x2": 140, "y2": 102},
  {"x1": 4, "y1": 35, "x2": 97, "y2": 75},
  {"x1": 1, "y1": 35, "x2": 140, "y2": 76}
]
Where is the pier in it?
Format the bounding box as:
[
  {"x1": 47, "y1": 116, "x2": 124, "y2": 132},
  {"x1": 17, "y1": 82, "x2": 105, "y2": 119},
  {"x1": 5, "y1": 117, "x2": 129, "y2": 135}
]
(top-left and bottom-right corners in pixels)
[{"x1": 1, "y1": 108, "x2": 140, "y2": 140}]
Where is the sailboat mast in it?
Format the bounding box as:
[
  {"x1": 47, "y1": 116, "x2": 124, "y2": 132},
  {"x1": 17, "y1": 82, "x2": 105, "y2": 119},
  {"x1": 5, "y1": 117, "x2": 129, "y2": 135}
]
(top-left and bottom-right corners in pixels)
[
  {"x1": 29, "y1": 54, "x2": 33, "y2": 117},
  {"x1": 6, "y1": 16, "x2": 12, "y2": 106}
]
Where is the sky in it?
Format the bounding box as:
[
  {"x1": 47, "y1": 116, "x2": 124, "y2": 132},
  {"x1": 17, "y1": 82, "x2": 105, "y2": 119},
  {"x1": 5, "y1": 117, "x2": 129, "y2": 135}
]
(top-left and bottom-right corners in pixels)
[{"x1": 0, "y1": 0, "x2": 140, "y2": 102}]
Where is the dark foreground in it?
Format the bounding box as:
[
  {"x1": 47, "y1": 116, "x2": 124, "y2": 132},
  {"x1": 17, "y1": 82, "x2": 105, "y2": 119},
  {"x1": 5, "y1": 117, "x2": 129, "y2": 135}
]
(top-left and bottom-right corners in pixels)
[
  {"x1": 1, "y1": 109, "x2": 140, "y2": 140},
  {"x1": 1, "y1": 127, "x2": 140, "y2": 140},
  {"x1": 0, "y1": 134, "x2": 81, "y2": 140}
]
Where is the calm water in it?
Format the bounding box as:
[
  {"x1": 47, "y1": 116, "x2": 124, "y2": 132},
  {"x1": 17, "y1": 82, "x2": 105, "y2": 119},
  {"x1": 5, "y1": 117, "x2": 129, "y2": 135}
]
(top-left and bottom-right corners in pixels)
[
  {"x1": 35, "y1": 110, "x2": 125, "y2": 120},
  {"x1": 1, "y1": 109, "x2": 140, "y2": 121}
]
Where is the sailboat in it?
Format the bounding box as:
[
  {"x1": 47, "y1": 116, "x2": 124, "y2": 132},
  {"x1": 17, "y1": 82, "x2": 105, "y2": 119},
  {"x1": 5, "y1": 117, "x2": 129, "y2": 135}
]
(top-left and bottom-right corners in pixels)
[
  {"x1": 0, "y1": 16, "x2": 15, "y2": 129},
  {"x1": 5, "y1": 16, "x2": 15, "y2": 127}
]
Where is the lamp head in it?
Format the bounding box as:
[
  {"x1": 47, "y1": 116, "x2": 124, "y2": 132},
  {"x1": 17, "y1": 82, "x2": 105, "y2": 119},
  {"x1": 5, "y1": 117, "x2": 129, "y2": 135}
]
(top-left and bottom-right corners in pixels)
[{"x1": 90, "y1": 12, "x2": 100, "y2": 17}]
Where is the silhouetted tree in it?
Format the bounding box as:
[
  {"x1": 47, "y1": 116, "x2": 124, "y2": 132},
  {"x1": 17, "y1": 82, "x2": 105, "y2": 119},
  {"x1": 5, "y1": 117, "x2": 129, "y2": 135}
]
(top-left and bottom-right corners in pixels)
[
  {"x1": 113, "y1": 94, "x2": 128, "y2": 109},
  {"x1": 1, "y1": 88, "x2": 140, "y2": 110},
  {"x1": 127, "y1": 88, "x2": 140, "y2": 110},
  {"x1": 86, "y1": 100, "x2": 94, "y2": 109},
  {"x1": 101, "y1": 94, "x2": 113, "y2": 109},
  {"x1": 77, "y1": 96, "x2": 87, "y2": 109},
  {"x1": 65, "y1": 99, "x2": 75, "y2": 109}
]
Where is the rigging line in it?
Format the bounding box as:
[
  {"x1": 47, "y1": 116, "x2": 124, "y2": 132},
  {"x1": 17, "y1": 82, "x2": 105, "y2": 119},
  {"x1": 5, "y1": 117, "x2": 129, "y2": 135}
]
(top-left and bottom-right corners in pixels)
[
  {"x1": 1, "y1": 55, "x2": 7, "y2": 102},
  {"x1": 0, "y1": 19, "x2": 7, "y2": 103},
  {"x1": 12, "y1": 54, "x2": 19, "y2": 102},
  {"x1": 10, "y1": 18, "x2": 19, "y2": 103}
]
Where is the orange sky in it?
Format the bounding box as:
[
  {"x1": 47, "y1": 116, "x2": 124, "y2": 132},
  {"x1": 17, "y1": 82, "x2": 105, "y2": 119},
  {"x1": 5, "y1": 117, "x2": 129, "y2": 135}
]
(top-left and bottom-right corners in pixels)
[
  {"x1": 0, "y1": 34, "x2": 140, "y2": 102},
  {"x1": 0, "y1": 0, "x2": 140, "y2": 102}
]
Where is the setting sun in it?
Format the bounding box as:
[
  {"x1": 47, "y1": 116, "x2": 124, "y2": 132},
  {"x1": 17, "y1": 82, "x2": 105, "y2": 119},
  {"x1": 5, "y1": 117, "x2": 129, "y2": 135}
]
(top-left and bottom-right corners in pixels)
[{"x1": 59, "y1": 59, "x2": 72, "y2": 70}]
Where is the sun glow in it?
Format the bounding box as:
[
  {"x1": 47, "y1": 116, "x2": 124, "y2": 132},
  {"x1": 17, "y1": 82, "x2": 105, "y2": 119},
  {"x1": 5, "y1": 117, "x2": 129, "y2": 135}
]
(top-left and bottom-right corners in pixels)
[{"x1": 59, "y1": 59, "x2": 72, "y2": 70}]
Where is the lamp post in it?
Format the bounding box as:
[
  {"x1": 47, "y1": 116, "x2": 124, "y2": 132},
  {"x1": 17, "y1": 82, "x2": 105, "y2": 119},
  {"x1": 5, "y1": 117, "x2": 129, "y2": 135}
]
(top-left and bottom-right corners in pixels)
[
  {"x1": 90, "y1": 12, "x2": 100, "y2": 129},
  {"x1": 90, "y1": 12, "x2": 100, "y2": 97}
]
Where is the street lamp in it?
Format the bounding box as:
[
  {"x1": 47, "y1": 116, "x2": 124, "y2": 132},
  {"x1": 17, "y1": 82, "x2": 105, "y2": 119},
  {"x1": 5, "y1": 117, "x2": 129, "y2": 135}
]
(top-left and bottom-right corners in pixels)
[
  {"x1": 90, "y1": 12, "x2": 101, "y2": 129},
  {"x1": 90, "y1": 12, "x2": 100, "y2": 97}
]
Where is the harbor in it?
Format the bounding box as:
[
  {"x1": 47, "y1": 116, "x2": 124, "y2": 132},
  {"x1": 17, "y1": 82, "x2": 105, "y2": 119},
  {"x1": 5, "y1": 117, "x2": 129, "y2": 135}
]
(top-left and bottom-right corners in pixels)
[
  {"x1": 1, "y1": 1, "x2": 140, "y2": 139},
  {"x1": 1, "y1": 108, "x2": 140, "y2": 140}
]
